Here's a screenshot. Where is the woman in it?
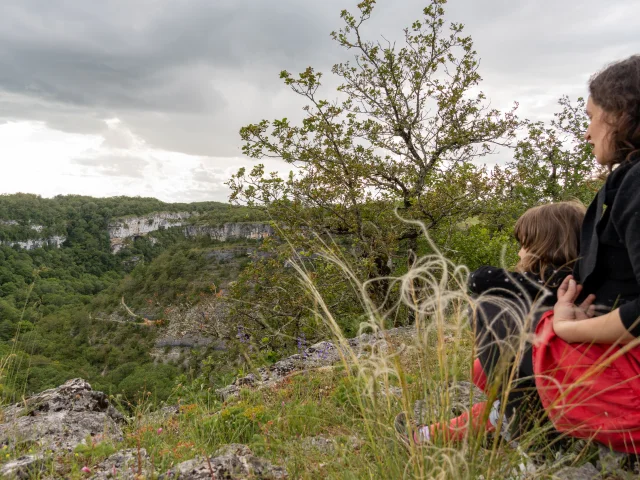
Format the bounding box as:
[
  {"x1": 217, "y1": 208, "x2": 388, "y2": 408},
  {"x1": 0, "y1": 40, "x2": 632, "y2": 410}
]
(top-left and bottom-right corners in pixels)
[{"x1": 534, "y1": 54, "x2": 640, "y2": 454}]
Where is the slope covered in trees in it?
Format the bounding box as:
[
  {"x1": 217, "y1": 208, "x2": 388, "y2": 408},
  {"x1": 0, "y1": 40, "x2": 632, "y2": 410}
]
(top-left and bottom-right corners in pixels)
[{"x1": 0, "y1": 194, "x2": 267, "y2": 402}]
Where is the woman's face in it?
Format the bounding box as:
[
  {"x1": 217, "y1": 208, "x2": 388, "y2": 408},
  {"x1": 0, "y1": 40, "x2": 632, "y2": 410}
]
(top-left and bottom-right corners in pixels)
[{"x1": 584, "y1": 96, "x2": 614, "y2": 165}]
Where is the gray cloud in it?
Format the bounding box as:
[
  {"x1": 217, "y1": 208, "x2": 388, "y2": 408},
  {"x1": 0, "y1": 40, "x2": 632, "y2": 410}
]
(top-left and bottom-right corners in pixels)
[
  {"x1": 71, "y1": 154, "x2": 149, "y2": 178},
  {"x1": 0, "y1": 0, "x2": 639, "y2": 163}
]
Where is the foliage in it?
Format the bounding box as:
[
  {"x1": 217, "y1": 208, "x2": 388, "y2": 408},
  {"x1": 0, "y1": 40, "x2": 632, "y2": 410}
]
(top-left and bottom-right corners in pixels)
[
  {"x1": 486, "y1": 96, "x2": 605, "y2": 230},
  {"x1": 0, "y1": 194, "x2": 269, "y2": 401},
  {"x1": 227, "y1": 0, "x2": 522, "y2": 349}
]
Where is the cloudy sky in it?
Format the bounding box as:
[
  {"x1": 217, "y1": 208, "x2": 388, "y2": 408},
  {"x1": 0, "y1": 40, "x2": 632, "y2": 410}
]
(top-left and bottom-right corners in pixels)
[{"x1": 0, "y1": 0, "x2": 638, "y2": 203}]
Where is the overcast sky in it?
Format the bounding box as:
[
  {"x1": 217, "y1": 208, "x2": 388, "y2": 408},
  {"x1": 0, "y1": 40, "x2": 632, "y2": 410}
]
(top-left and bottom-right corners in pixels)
[{"x1": 0, "y1": 0, "x2": 638, "y2": 203}]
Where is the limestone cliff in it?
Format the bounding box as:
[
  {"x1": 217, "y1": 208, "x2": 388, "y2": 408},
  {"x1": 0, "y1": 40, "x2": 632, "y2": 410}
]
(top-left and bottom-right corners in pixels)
[
  {"x1": 183, "y1": 223, "x2": 273, "y2": 241},
  {"x1": 108, "y1": 212, "x2": 194, "y2": 252},
  {"x1": 2, "y1": 235, "x2": 66, "y2": 250},
  {"x1": 0, "y1": 211, "x2": 273, "y2": 253},
  {"x1": 109, "y1": 212, "x2": 273, "y2": 253}
]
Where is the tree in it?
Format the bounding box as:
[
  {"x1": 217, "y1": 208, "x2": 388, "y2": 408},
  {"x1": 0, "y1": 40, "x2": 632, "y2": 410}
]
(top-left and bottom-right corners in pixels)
[
  {"x1": 486, "y1": 96, "x2": 605, "y2": 230},
  {"x1": 227, "y1": 0, "x2": 519, "y2": 331}
]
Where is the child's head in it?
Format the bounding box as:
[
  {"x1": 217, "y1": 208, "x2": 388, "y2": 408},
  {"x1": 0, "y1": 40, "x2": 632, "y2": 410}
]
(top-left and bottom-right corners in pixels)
[{"x1": 514, "y1": 201, "x2": 586, "y2": 277}]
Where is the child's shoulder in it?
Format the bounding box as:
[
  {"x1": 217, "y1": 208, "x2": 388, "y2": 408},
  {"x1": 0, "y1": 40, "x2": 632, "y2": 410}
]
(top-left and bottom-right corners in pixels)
[{"x1": 468, "y1": 266, "x2": 535, "y2": 295}]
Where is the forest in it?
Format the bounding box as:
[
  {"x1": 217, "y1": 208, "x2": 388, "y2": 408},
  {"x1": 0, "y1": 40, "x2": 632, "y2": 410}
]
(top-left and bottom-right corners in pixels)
[{"x1": 0, "y1": 194, "x2": 266, "y2": 401}]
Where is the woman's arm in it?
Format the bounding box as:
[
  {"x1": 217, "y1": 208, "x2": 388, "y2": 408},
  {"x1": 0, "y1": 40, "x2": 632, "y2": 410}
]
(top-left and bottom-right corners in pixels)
[
  {"x1": 554, "y1": 309, "x2": 636, "y2": 344},
  {"x1": 553, "y1": 276, "x2": 636, "y2": 344}
]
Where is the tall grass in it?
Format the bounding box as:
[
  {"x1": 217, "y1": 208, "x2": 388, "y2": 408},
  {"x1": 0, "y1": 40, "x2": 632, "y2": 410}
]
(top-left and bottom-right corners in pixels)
[{"x1": 282, "y1": 222, "x2": 596, "y2": 479}]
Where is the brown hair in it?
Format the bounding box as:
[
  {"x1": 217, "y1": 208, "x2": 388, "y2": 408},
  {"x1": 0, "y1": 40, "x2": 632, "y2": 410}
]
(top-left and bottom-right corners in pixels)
[
  {"x1": 514, "y1": 201, "x2": 586, "y2": 279},
  {"x1": 589, "y1": 55, "x2": 640, "y2": 165}
]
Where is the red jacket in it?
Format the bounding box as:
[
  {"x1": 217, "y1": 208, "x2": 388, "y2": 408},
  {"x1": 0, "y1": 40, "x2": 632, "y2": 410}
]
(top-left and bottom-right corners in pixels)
[{"x1": 533, "y1": 310, "x2": 640, "y2": 454}]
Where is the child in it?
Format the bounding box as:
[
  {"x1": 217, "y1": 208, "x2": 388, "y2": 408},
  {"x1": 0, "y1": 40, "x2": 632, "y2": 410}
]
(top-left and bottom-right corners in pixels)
[{"x1": 395, "y1": 201, "x2": 586, "y2": 445}]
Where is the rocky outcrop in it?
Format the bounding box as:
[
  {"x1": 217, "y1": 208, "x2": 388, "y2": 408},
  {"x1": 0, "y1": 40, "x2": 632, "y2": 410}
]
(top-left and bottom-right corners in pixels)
[
  {"x1": 109, "y1": 212, "x2": 193, "y2": 253},
  {"x1": 0, "y1": 221, "x2": 44, "y2": 232},
  {"x1": 0, "y1": 379, "x2": 287, "y2": 479},
  {"x1": 108, "y1": 211, "x2": 273, "y2": 253},
  {"x1": 0, "y1": 379, "x2": 124, "y2": 479},
  {"x1": 82, "y1": 444, "x2": 287, "y2": 479},
  {"x1": 0, "y1": 379, "x2": 124, "y2": 454},
  {"x1": 554, "y1": 463, "x2": 600, "y2": 480},
  {"x1": 89, "y1": 448, "x2": 153, "y2": 480},
  {"x1": 216, "y1": 326, "x2": 415, "y2": 400},
  {"x1": 108, "y1": 212, "x2": 193, "y2": 239},
  {"x1": 150, "y1": 294, "x2": 232, "y2": 364},
  {"x1": 184, "y1": 223, "x2": 273, "y2": 242},
  {"x1": 158, "y1": 444, "x2": 287, "y2": 479},
  {"x1": 2, "y1": 235, "x2": 66, "y2": 250}
]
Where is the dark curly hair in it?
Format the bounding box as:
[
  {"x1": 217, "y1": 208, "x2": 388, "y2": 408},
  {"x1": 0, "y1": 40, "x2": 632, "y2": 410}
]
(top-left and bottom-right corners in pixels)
[{"x1": 589, "y1": 55, "x2": 640, "y2": 164}]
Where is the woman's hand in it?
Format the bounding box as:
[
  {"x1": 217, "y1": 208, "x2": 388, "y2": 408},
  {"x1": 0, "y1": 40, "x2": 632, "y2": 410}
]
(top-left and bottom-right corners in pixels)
[{"x1": 553, "y1": 276, "x2": 596, "y2": 340}]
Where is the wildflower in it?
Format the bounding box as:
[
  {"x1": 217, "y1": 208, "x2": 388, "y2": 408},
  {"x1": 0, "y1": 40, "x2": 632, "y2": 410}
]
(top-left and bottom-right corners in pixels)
[
  {"x1": 157, "y1": 427, "x2": 163, "y2": 434},
  {"x1": 81, "y1": 466, "x2": 91, "y2": 474}
]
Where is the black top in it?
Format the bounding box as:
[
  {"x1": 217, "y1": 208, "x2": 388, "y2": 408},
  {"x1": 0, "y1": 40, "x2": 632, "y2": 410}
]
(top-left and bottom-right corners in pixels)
[
  {"x1": 575, "y1": 159, "x2": 640, "y2": 336},
  {"x1": 469, "y1": 266, "x2": 569, "y2": 309}
]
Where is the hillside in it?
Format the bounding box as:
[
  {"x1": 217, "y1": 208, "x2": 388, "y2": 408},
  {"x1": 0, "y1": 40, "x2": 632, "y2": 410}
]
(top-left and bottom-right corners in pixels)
[{"x1": 0, "y1": 194, "x2": 270, "y2": 401}]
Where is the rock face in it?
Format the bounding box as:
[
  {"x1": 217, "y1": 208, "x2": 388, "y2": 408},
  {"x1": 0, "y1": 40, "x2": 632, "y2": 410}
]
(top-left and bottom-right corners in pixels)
[
  {"x1": 216, "y1": 327, "x2": 415, "y2": 400},
  {"x1": 2, "y1": 235, "x2": 66, "y2": 250},
  {"x1": 109, "y1": 212, "x2": 193, "y2": 252},
  {"x1": 108, "y1": 212, "x2": 193, "y2": 239},
  {"x1": 0, "y1": 454, "x2": 47, "y2": 479},
  {"x1": 553, "y1": 462, "x2": 601, "y2": 480},
  {"x1": 159, "y1": 444, "x2": 287, "y2": 479},
  {"x1": 184, "y1": 223, "x2": 273, "y2": 242},
  {"x1": 0, "y1": 379, "x2": 124, "y2": 454},
  {"x1": 0, "y1": 379, "x2": 125, "y2": 479},
  {"x1": 108, "y1": 210, "x2": 273, "y2": 253},
  {"x1": 89, "y1": 448, "x2": 153, "y2": 480}
]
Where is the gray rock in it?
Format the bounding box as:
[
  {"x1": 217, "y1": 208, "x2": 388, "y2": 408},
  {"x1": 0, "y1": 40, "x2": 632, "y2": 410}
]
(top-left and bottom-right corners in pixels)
[
  {"x1": 0, "y1": 378, "x2": 124, "y2": 474},
  {"x1": 159, "y1": 445, "x2": 287, "y2": 479},
  {"x1": 554, "y1": 462, "x2": 601, "y2": 480},
  {"x1": 596, "y1": 444, "x2": 638, "y2": 478},
  {"x1": 90, "y1": 448, "x2": 152, "y2": 479},
  {"x1": 0, "y1": 454, "x2": 46, "y2": 479},
  {"x1": 214, "y1": 444, "x2": 254, "y2": 457},
  {"x1": 216, "y1": 326, "x2": 416, "y2": 400},
  {"x1": 301, "y1": 435, "x2": 336, "y2": 455},
  {"x1": 300, "y1": 435, "x2": 364, "y2": 455}
]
